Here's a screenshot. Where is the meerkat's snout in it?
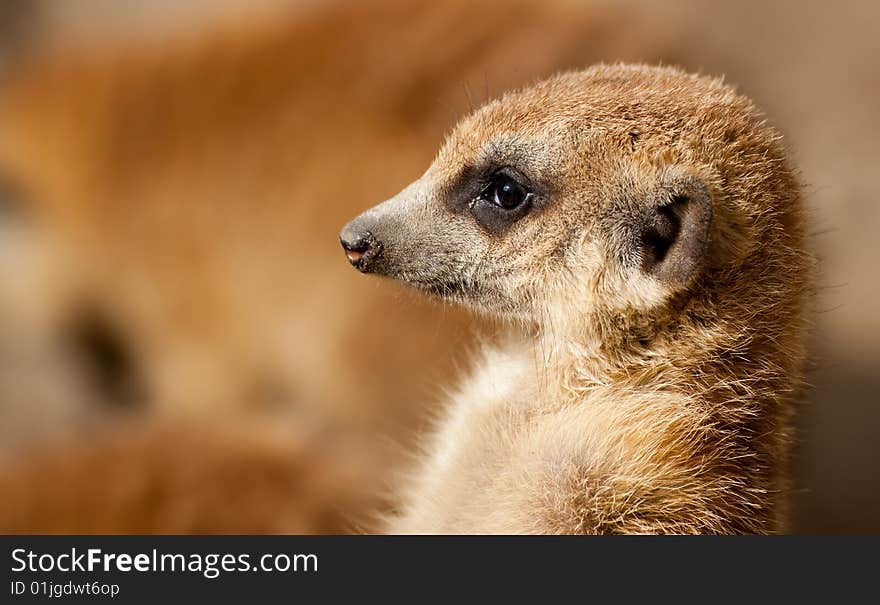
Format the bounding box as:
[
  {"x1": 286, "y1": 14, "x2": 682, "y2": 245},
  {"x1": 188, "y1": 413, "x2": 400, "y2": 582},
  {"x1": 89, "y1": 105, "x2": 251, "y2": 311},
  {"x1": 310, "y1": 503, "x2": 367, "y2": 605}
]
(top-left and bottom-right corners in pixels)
[
  {"x1": 340, "y1": 178, "x2": 479, "y2": 287},
  {"x1": 339, "y1": 222, "x2": 381, "y2": 272},
  {"x1": 339, "y1": 182, "x2": 418, "y2": 275}
]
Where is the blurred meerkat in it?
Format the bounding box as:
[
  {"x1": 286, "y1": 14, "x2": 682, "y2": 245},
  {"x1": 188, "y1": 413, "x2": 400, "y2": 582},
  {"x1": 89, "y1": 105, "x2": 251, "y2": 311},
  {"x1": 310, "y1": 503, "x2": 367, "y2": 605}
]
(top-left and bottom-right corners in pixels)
[
  {"x1": 341, "y1": 64, "x2": 813, "y2": 534},
  {"x1": 0, "y1": 0, "x2": 669, "y2": 535},
  {"x1": 0, "y1": 0, "x2": 661, "y2": 436}
]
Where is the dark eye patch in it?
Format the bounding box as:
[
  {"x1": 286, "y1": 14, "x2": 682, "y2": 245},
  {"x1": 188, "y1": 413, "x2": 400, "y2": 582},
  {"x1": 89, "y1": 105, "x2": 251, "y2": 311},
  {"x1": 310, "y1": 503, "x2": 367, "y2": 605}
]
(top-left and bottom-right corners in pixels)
[
  {"x1": 0, "y1": 171, "x2": 29, "y2": 223},
  {"x1": 470, "y1": 198, "x2": 532, "y2": 234},
  {"x1": 63, "y1": 306, "x2": 146, "y2": 410},
  {"x1": 443, "y1": 164, "x2": 541, "y2": 236},
  {"x1": 469, "y1": 170, "x2": 534, "y2": 234}
]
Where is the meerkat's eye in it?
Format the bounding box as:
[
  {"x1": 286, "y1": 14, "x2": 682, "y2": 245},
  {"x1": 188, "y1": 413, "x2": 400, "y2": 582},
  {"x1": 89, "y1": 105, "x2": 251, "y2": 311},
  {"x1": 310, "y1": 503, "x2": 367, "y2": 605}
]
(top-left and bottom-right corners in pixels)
[
  {"x1": 467, "y1": 169, "x2": 534, "y2": 234},
  {"x1": 482, "y1": 173, "x2": 531, "y2": 210}
]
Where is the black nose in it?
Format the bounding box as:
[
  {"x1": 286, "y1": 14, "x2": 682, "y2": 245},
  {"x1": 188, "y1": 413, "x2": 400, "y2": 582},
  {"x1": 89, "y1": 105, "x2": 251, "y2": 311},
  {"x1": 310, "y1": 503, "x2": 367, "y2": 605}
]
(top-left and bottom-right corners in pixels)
[{"x1": 340, "y1": 225, "x2": 378, "y2": 269}]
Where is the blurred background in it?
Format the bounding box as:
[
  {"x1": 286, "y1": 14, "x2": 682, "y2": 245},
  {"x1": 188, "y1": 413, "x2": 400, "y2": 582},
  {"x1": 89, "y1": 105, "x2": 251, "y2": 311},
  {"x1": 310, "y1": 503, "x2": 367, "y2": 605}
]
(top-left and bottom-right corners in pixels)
[{"x1": 0, "y1": 0, "x2": 876, "y2": 533}]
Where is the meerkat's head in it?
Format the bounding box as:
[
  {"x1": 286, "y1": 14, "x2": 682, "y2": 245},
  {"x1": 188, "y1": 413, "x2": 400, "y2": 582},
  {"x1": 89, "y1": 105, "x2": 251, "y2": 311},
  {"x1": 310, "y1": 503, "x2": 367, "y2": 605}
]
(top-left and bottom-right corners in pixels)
[{"x1": 341, "y1": 65, "x2": 802, "y2": 335}]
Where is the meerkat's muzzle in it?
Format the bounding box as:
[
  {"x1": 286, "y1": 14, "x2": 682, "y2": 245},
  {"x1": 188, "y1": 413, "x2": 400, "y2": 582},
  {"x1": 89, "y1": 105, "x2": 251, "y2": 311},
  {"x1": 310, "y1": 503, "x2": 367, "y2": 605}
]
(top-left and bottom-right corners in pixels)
[{"x1": 341, "y1": 179, "x2": 445, "y2": 279}]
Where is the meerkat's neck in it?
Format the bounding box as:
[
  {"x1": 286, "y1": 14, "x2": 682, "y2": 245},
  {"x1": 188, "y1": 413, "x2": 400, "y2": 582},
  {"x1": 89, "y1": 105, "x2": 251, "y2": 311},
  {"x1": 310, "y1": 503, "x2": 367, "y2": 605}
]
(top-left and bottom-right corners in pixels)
[{"x1": 531, "y1": 303, "x2": 798, "y2": 416}]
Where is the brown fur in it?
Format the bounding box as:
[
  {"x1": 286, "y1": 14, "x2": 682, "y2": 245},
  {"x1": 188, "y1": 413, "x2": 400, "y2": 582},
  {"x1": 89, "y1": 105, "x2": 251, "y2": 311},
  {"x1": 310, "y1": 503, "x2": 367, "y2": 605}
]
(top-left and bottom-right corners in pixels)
[
  {"x1": 0, "y1": 416, "x2": 379, "y2": 533},
  {"x1": 344, "y1": 65, "x2": 814, "y2": 534}
]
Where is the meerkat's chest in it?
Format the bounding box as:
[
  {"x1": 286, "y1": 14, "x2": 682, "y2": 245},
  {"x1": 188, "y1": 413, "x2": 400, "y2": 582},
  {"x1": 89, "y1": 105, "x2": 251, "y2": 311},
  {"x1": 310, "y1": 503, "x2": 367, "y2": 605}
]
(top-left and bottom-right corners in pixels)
[{"x1": 392, "y1": 345, "x2": 554, "y2": 533}]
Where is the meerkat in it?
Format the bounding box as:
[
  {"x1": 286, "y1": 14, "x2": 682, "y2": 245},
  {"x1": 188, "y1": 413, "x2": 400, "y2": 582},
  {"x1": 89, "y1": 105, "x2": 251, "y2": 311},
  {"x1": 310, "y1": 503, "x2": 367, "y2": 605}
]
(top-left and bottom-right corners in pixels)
[{"x1": 340, "y1": 64, "x2": 813, "y2": 534}]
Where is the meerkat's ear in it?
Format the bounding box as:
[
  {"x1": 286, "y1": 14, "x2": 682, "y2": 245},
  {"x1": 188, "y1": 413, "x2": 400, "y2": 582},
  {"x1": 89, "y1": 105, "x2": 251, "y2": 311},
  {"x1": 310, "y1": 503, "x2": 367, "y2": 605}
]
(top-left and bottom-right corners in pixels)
[{"x1": 639, "y1": 174, "x2": 713, "y2": 288}]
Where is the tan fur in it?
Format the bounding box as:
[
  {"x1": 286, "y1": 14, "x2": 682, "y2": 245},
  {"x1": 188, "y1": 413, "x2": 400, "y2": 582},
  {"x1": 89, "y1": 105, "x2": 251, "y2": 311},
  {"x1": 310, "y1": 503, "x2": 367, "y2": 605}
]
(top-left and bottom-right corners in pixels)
[{"x1": 345, "y1": 65, "x2": 813, "y2": 534}]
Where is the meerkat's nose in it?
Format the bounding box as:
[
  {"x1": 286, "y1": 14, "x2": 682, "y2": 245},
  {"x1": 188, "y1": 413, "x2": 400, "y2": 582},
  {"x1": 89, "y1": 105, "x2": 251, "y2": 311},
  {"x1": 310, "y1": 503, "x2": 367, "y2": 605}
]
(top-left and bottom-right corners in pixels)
[{"x1": 339, "y1": 224, "x2": 379, "y2": 270}]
